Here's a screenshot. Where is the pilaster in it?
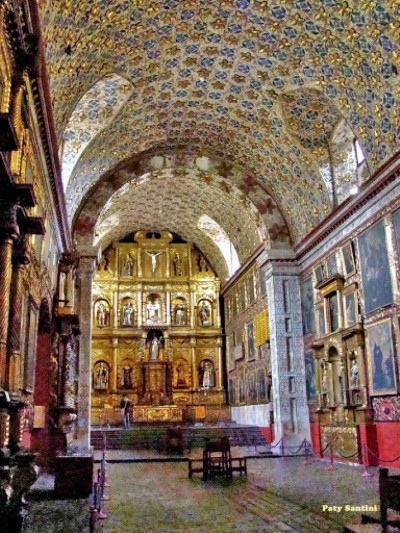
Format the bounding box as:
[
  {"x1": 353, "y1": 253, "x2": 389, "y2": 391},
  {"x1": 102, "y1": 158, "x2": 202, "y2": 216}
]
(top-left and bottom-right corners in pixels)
[
  {"x1": 75, "y1": 250, "x2": 98, "y2": 450},
  {"x1": 261, "y1": 251, "x2": 311, "y2": 452}
]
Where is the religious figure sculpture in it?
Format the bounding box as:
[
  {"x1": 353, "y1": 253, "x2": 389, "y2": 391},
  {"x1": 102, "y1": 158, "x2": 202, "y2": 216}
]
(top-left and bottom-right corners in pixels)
[
  {"x1": 123, "y1": 254, "x2": 134, "y2": 276},
  {"x1": 201, "y1": 360, "x2": 213, "y2": 388},
  {"x1": 175, "y1": 304, "x2": 185, "y2": 325},
  {"x1": 122, "y1": 365, "x2": 132, "y2": 389},
  {"x1": 96, "y1": 302, "x2": 107, "y2": 327},
  {"x1": 95, "y1": 362, "x2": 108, "y2": 389},
  {"x1": 176, "y1": 364, "x2": 186, "y2": 387},
  {"x1": 147, "y1": 301, "x2": 160, "y2": 322},
  {"x1": 173, "y1": 252, "x2": 183, "y2": 276},
  {"x1": 350, "y1": 359, "x2": 359, "y2": 388},
  {"x1": 199, "y1": 301, "x2": 210, "y2": 326},
  {"x1": 145, "y1": 250, "x2": 163, "y2": 274},
  {"x1": 122, "y1": 302, "x2": 134, "y2": 326},
  {"x1": 150, "y1": 337, "x2": 160, "y2": 360}
]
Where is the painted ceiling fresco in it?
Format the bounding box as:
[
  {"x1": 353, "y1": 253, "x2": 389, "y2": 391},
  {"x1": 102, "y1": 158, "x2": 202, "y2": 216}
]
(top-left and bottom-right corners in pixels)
[{"x1": 39, "y1": 1, "x2": 399, "y2": 256}]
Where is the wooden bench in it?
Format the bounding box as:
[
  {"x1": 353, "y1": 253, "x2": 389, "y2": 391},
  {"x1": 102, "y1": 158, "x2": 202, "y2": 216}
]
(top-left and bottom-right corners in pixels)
[
  {"x1": 188, "y1": 436, "x2": 247, "y2": 480},
  {"x1": 188, "y1": 457, "x2": 247, "y2": 480}
]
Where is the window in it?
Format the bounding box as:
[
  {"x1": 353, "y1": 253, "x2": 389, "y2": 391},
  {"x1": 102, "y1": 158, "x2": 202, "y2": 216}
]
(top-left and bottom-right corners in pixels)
[{"x1": 354, "y1": 139, "x2": 366, "y2": 166}]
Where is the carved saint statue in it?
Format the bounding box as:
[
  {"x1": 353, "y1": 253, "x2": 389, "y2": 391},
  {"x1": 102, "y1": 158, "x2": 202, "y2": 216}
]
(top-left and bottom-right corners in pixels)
[
  {"x1": 150, "y1": 337, "x2": 160, "y2": 360},
  {"x1": 350, "y1": 359, "x2": 359, "y2": 388},
  {"x1": 122, "y1": 365, "x2": 132, "y2": 389},
  {"x1": 95, "y1": 362, "x2": 108, "y2": 389},
  {"x1": 175, "y1": 304, "x2": 185, "y2": 325},
  {"x1": 122, "y1": 302, "x2": 134, "y2": 326},
  {"x1": 147, "y1": 301, "x2": 160, "y2": 322},
  {"x1": 145, "y1": 250, "x2": 163, "y2": 274},
  {"x1": 123, "y1": 254, "x2": 134, "y2": 276},
  {"x1": 201, "y1": 361, "x2": 213, "y2": 388},
  {"x1": 96, "y1": 302, "x2": 107, "y2": 327},
  {"x1": 173, "y1": 252, "x2": 183, "y2": 276},
  {"x1": 199, "y1": 301, "x2": 210, "y2": 326},
  {"x1": 176, "y1": 364, "x2": 186, "y2": 386}
]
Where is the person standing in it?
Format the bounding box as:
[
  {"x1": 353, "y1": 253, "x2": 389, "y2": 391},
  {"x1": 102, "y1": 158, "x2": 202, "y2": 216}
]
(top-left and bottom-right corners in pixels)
[{"x1": 120, "y1": 395, "x2": 131, "y2": 429}]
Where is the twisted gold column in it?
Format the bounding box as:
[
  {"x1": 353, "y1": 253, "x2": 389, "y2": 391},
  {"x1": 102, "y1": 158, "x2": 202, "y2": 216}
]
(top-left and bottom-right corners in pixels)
[
  {"x1": 7, "y1": 243, "x2": 29, "y2": 392},
  {"x1": 0, "y1": 237, "x2": 14, "y2": 389},
  {"x1": 0, "y1": 205, "x2": 20, "y2": 389}
]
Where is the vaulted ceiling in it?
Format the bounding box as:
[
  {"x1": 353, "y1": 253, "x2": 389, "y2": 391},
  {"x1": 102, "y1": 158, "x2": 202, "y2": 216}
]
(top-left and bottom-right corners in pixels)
[{"x1": 39, "y1": 0, "x2": 399, "y2": 276}]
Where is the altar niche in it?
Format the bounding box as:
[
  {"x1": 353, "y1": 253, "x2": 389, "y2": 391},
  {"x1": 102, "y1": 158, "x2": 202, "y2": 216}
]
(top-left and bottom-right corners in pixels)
[{"x1": 138, "y1": 330, "x2": 172, "y2": 405}]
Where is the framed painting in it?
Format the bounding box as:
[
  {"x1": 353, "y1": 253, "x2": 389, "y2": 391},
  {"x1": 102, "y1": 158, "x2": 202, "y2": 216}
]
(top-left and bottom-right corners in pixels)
[
  {"x1": 227, "y1": 334, "x2": 235, "y2": 371},
  {"x1": 301, "y1": 276, "x2": 315, "y2": 335},
  {"x1": 326, "y1": 253, "x2": 337, "y2": 277},
  {"x1": 328, "y1": 292, "x2": 339, "y2": 332},
  {"x1": 358, "y1": 221, "x2": 393, "y2": 313},
  {"x1": 341, "y1": 242, "x2": 356, "y2": 276},
  {"x1": 344, "y1": 291, "x2": 357, "y2": 327},
  {"x1": 246, "y1": 322, "x2": 255, "y2": 360},
  {"x1": 316, "y1": 305, "x2": 326, "y2": 337},
  {"x1": 314, "y1": 264, "x2": 325, "y2": 284},
  {"x1": 393, "y1": 208, "x2": 400, "y2": 254},
  {"x1": 366, "y1": 320, "x2": 397, "y2": 395},
  {"x1": 305, "y1": 352, "x2": 316, "y2": 401}
]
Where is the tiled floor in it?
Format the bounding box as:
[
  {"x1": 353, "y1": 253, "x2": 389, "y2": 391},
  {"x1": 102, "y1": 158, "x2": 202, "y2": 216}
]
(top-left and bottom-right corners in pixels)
[
  {"x1": 99, "y1": 457, "x2": 381, "y2": 533},
  {"x1": 26, "y1": 453, "x2": 387, "y2": 533}
]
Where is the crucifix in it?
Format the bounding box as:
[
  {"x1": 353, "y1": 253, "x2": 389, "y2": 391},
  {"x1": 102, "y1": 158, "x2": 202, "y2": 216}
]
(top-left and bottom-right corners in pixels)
[{"x1": 145, "y1": 250, "x2": 163, "y2": 274}]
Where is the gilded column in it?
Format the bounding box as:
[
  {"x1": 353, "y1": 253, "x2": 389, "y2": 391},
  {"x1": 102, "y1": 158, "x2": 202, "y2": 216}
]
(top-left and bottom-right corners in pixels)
[
  {"x1": 75, "y1": 251, "x2": 97, "y2": 450},
  {"x1": 7, "y1": 239, "x2": 30, "y2": 393},
  {"x1": 166, "y1": 284, "x2": 171, "y2": 326},
  {"x1": 190, "y1": 337, "x2": 196, "y2": 389},
  {"x1": 0, "y1": 205, "x2": 20, "y2": 389},
  {"x1": 112, "y1": 338, "x2": 118, "y2": 390},
  {"x1": 190, "y1": 289, "x2": 196, "y2": 328},
  {"x1": 137, "y1": 284, "x2": 142, "y2": 327}
]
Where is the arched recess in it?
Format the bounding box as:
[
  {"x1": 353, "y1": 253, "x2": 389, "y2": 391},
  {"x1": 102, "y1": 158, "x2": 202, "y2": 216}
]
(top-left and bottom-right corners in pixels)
[{"x1": 73, "y1": 150, "x2": 293, "y2": 280}]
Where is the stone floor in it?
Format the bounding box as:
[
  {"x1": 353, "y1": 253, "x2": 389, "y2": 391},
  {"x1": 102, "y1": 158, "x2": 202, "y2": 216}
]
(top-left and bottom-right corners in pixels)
[{"x1": 24, "y1": 453, "x2": 390, "y2": 533}]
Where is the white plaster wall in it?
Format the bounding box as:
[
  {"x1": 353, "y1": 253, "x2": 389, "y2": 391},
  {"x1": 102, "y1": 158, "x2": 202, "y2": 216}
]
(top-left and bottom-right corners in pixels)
[{"x1": 231, "y1": 404, "x2": 272, "y2": 426}]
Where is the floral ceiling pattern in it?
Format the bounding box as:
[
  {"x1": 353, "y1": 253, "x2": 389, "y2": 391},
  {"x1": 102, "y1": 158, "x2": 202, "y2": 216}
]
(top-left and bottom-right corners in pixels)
[{"x1": 39, "y1": 0, "x2": 399, "y2": 251}]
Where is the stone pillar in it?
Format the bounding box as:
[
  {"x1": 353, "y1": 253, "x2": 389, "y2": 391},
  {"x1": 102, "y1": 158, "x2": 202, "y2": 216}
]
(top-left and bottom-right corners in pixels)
[
  {"x1": 0, "y1": 205, "x2": 20, "y2": 389},
  {"x1": 7, "y1": 240, "x2": 30, "y2": 393},
  {"x1": 75, "y1": 251, "x2": 97, "y2": 450},
  {"x1": 260, "y1": 250, "x2": 310, "y2": 453}
]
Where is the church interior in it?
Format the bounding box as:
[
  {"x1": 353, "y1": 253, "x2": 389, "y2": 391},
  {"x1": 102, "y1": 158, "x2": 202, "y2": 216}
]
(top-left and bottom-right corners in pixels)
[{"x1": 0, "y1": 0, "x2": 399, "y2": 530}]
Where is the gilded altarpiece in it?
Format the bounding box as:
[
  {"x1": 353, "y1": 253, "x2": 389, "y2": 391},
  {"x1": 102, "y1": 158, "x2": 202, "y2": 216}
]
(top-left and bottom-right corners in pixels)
[{"x1": 91, "y1": 232, "x2": 225, "y2": 424}]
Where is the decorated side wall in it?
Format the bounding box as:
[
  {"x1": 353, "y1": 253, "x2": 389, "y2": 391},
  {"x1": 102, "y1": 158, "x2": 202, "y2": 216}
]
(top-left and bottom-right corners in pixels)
[
  {"x1": 222, "y1": 262, "x2": 273, "y2": 436},
  {"x1": 299, "y1": 161, "x2": 400, "y2": 466}
]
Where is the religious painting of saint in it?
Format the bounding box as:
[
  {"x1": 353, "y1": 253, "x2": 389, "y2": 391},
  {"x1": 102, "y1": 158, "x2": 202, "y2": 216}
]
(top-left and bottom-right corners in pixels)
[
  {"x1": 316, "y1": 305, "x2": 325, "y2": 337},
  {"x1": 392, "y1": 208, "x2": 400, "y2": 254},
  {"x1": 366, "y1": 320, "x2": 397, "y2": 395},
  {"x1": 246, "y1": 322, "x2": 255, "y2": 360},
  {"x1": 304, "y1": 352, "x2": 316, "y2": 401},
  {"x1": 358, "y1": 221, "x2": 393, "y2": 313},
  {"x1": 328, "y1": 293, "x2": 339, "y2": 332},
  {"x1": 326, "y1": 253, "x2": 337, "y2": 277},
  {"x1": 341, "y1": 242, "x2": 355, "y2": 276},
  {"x1": 314, "y1": 264, "x2": 325, "y2": 284},
  {"x1": 301, "y1": 276, "x2": 315, "y2": 335},
  {"x1": 344, "y1": 292, "x2": 356, "y2": 327}
]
